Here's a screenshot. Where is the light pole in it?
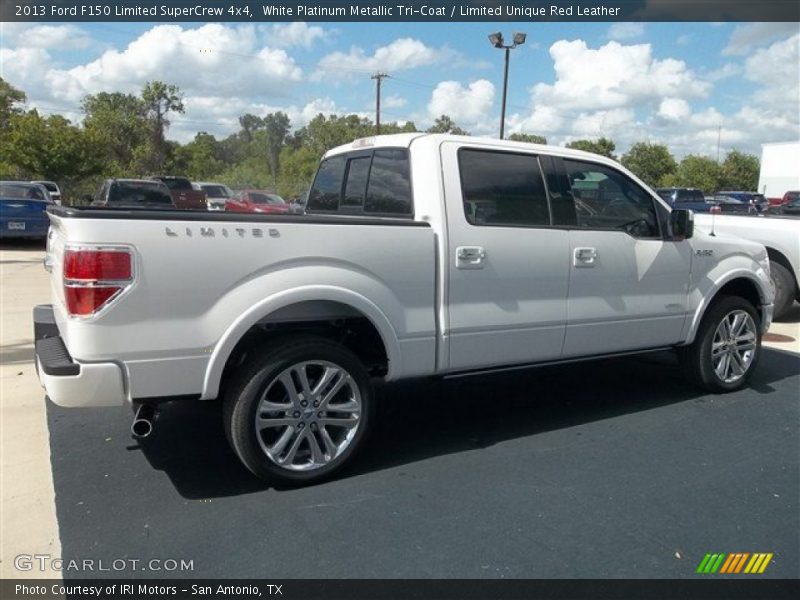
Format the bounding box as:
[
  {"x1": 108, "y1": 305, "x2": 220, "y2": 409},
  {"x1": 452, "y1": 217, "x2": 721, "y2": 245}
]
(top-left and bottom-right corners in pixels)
[{"x1": 488, "y1": 32, "x2": 526, "y2": 139}]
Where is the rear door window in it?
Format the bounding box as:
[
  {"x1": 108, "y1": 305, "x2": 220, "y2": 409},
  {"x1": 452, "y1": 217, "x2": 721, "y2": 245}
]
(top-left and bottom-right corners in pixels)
[{"x1": 458, "y1": 148, "x2": 550, "y2": 227}]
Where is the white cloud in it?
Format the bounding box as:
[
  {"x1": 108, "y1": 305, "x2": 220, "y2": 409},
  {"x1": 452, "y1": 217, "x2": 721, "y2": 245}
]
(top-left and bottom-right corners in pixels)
[
  {"x1": 571, "y1": 108, "x2": 636, "y2": 137},
  {"x1": 529, "y1": 40, "x2": 710, "y2": 114},
  {"x1": 657, "y1": 98, "x2": 691, "y2": 122},
  {"x1": 315, "y1": 38, "x2": 441, "y2": 79},
  {"x1": 260, "y1": 22, "x2": 324, "y2": 49},
  {"x1": 723, "y1": 22, "x2": 799, "y2": 56},
  {"x1": 507, "y1": 106, "x2": 565, "y2": 136},
  {"x1": 427, "y1": 80, "x2": 494, "y2": 126},
  {"x1": 744, "y1": 33, "x2": 799, "y2": 113},
  {"x1": 607, "y1": 23, "x2": 645, "y2": 41},
  {"x1": 504, "y1": 35, "x2": 799, "y2": 158},
  {"x1": 383, "y1": 94, "x2": 407, "y2": 109},
  {"x1": 1, "y1": 23, "x2": 91, "y2": 50},
  {"x1": 0, "y1": 47, "x2": 54, "y2": 101},
  {"x1": 704, "y1": 63, "x2": 741, "y2": 82},
  {"x1": 8, "y1": 24, "x2": 303, "y2": 106}
]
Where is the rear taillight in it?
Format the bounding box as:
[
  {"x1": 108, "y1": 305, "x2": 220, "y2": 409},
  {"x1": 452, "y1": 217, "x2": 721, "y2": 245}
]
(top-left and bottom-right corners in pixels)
[
  {"x1": 63, "y1": 247, "x2": 133, "y2": 317},
  {"x1": 710, "y1": 205, "x2": 721, "y2": 214}
]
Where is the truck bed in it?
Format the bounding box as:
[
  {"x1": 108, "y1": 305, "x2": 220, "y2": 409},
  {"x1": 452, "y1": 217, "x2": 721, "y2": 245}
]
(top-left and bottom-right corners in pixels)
[{"x1": 45, "y1": 206, "x2": 438, "y2": 401}]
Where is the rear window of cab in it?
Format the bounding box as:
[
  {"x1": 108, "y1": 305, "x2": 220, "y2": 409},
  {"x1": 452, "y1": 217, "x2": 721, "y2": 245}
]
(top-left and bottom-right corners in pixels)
[{"x1": 307, "y1": 148, "x2": 413, "y2": 217}]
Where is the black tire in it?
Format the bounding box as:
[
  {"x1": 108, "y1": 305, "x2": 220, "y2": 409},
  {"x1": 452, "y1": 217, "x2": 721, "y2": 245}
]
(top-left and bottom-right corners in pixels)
[
  {"x1": 770, "y1": 261, "x2": 796, "y2": 319},
  {"x1": 223, "y1": 335, "x2": 373, "y2": 484},
  {"x1": 679, "y1": 296, "x2": 762, "y2": 393}
]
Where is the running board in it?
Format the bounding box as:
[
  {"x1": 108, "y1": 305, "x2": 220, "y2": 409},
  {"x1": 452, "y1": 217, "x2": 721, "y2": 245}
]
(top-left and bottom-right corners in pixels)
[{"x1": 441, "y1": 347, "x2": 673, "y2": 380}]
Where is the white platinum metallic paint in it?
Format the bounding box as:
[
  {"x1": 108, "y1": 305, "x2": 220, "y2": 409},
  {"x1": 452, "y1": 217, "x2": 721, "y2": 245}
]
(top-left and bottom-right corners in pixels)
[{"x1": 38, "y1": 134, "x2": 774, "y2": 408}]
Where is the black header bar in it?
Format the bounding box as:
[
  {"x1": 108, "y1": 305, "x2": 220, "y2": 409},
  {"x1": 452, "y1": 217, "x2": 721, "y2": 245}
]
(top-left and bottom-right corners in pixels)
[
  {"x1": 3, "y1": 579, "x2": 800, "y2": 600},
  {"x1": 3, "y1": 0, "x2": 800, "y2": 22}
]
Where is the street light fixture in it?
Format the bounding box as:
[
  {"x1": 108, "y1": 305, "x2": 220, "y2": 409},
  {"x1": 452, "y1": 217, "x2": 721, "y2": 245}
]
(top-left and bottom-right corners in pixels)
[{"x1": 488, "y1": 31, "x2": 526, "y2": 139}]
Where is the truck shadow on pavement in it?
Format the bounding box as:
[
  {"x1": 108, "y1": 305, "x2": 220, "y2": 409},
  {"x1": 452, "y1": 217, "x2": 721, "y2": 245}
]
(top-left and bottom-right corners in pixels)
[{"x1": 129, "y1": 347, "x2": 800, "y2": 499}]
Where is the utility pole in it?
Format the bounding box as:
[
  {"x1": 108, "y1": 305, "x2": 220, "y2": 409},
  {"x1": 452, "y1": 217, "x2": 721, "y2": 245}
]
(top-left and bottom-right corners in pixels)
[
  {"x1": 371, "y1": 72, "x2": 389, "y2": 135},
  {"x1": 488, "y1": 32, "x2": 526, "y2": 139},
  {"x1": 499, "y1": 47, "x2": 510, "y2": 139}
]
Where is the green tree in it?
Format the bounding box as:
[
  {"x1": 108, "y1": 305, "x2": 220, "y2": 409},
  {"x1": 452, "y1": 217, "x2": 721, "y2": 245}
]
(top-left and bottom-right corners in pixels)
[
  {"x1": 277, "y1": 146, "x2": 320, "y2": 199},
  {"x1": 4, "y1": 111, "x2": 105, "y2": 196},
  {"x1": 566, "y1": 137, "x2": 617, "y2": 159},
  {"x1": 238, "y1": 113, "x2": 264, "y2": 143},
  {"x1": 621, "y1": 142, "x2": 677, "y2": 187},
  {"x1": 0, "y1": 77, "x2": 26, "y2": 130},
  {"x1": 663, "y1": 155, "x2": 722, "y2": 194},
  {"x1": 263, "y1": 112, "x2": 291, "y2": 186},
  {"x1": 380, "y1": 121, "x2": 418, "y2": 134},
  {"x1": 720, "y1": 150, "x2": 760, "y2": 191},
  {"x1": 141, "y1": 81, "x2": 184, "y2": 171},
  {"x1": 426, "y1": 115, "x2": 468, "y2": 135},
  {"x1": 82, "y1": 92, "x2": 148, "y2": 174},
  {"x1": 0, "y1": 78, "x2": 27, "y2": 177},
  {"x1": 299, "y1": 114, "x2": 375, "y2": 156},
  {"x1": 176, "y1": 132, "x2": 224, "y2": 180},
  {"x1": 508, "y1": 133, "x2": 547, "y2": 144}
]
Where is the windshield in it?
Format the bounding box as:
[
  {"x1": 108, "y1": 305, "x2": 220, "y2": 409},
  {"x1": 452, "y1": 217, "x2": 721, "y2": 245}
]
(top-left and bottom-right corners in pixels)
[
  {"x1": 0, "y1": 183, "x2": 48, "y2": 201},
  {"x1": 34, "y1": 182, "x2": 59, "y2": 192},
  {"x1": 656, "y1": 190, "x2": 673, "y2": 202},
  {"x1": 110, "y1": 182, "x2": 173, "y2": 205},
  {"x1": 250, "y1": 193, "x2": 285, "y2": 205},
  {"x1": 156, "y1": 178, "x2": 192, "y2": 191},
  {"x1": 201, "y1": 185, "x2": 232, "y2": 198}
]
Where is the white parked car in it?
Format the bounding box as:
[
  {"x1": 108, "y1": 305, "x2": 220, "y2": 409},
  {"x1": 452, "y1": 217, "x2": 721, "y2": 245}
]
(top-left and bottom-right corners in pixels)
[
  {"x1": 193, "y1": 181, "x2": 235, "y2": 210},
  {"x1": 694, "y1": 213, "x2": 799, "y2": 318},
  {"x1": 31, "y1": 181, "x2": 61, "y2": 204},
  {"x1": 35, "y1": 134, "x2": 773, "y2": 484}
]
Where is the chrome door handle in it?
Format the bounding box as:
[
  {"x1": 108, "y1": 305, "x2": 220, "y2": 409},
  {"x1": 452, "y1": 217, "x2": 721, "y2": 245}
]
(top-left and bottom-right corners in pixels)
[
  {"x1": 456, "y1": 246, "x2": 487, "y2": 268},
  {"x1": 573, "y1": 247, "x2": 598, "y2": 267}
]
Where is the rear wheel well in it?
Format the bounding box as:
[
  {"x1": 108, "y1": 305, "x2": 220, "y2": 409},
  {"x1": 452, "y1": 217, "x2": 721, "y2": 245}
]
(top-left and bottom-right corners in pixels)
[{"x1": 219, "y1": 303, "x2": 389, "y2": 399}]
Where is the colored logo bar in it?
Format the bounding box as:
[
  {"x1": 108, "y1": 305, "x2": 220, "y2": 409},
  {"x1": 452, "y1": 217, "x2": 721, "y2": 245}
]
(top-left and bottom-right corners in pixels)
[{"x1": 696, "y1": 553, "x2": 773, "y2": 574}]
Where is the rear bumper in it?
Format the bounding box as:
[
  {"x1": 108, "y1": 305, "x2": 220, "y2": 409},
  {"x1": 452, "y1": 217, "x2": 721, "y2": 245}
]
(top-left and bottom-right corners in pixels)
[{"x1": 33, "y1": 305, "x2": 126, "y2": 407}]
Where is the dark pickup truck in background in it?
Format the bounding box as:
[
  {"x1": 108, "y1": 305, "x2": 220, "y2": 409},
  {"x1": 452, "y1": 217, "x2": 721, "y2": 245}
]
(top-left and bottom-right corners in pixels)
[
  {"x1": 149, "y1": 176, "x2": 206, "y2": 210},
  {"x1": 656, "y1": 187, "x2": 717, "y2": 213}
]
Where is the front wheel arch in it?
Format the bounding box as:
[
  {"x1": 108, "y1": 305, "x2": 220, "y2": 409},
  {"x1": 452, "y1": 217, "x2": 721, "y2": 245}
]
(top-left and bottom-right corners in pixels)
[{"x1": 685, "y1": 275, "x2": 766, "y2": 346}]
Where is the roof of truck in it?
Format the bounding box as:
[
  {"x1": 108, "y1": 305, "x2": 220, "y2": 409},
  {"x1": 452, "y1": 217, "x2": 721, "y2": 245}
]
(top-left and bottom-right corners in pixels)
[{"x1": 324, "y1": 133, "x2": 611, "y2": 164}]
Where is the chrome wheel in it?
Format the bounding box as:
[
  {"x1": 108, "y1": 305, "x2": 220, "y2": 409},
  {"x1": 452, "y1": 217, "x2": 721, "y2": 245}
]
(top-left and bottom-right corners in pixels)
[
  {"x1": 255, "y1": 361, "x2": 361, "y2": 472},
  {"x1": 711, "y1": 310, "x2": 757, "y2": 384}
]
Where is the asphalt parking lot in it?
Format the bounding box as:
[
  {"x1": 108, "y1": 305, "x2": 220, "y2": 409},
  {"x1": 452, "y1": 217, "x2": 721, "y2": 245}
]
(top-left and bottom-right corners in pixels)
[{"x1": 3, "y1": 241, "x2": 800, "y2": 580}]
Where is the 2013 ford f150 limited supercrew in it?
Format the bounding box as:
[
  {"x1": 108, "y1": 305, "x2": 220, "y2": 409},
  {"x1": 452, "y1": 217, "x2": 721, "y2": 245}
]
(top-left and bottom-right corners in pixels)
[{"x1": 35, "y1": 134, "x2": 774, "y2": 483}]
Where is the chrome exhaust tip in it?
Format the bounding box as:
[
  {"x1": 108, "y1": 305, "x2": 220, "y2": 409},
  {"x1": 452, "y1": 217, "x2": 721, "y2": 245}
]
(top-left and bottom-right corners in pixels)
[{"x1": 131, "y1": 404, "x2": 156, "y2": 439}]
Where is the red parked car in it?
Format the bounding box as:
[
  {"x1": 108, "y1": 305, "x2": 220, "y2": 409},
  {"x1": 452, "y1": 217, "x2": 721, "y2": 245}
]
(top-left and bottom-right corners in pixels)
[{"x1": 224, "y1": 190, "x2": 289, "y2": 214}]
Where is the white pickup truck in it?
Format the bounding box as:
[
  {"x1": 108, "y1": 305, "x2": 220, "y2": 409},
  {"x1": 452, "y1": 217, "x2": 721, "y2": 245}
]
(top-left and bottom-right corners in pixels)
[
  {"x1": 35, "y1": 134, "x2": 774, "y2": 483},
  {"x1": 694, "y1": 213, "x2": 799, "y2": 318}
]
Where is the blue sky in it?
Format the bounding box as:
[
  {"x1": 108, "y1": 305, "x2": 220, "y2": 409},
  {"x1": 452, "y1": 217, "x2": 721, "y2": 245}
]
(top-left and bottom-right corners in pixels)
[{"x1": 1, "y1": 20, "x2": 798, "y2": 157}]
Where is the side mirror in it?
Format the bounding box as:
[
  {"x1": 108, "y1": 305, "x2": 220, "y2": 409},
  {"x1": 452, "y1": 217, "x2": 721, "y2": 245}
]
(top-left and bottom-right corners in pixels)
[{"x1": 670, "y1": 208, "x2": 694, "y2": 240}]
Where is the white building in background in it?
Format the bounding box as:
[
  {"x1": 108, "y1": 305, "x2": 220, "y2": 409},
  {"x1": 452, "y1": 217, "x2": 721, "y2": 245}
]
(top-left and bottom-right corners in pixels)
[{"x1": 758, "y1": 141, "x2": 800, "y2": 201}]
